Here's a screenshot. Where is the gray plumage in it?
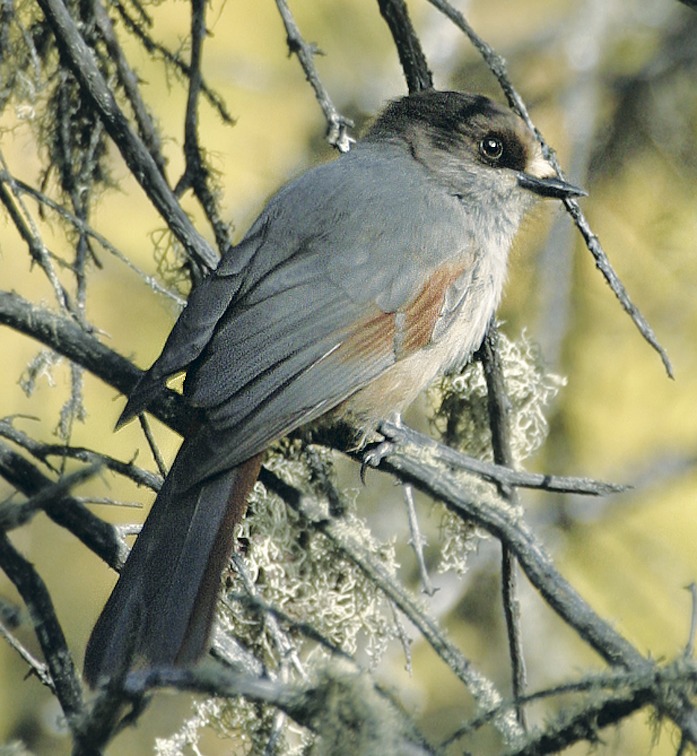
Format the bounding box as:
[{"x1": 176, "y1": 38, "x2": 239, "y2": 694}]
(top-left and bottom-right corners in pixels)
[{"x1": 85, "y1": 90, "x2": 584, "y2": 686}]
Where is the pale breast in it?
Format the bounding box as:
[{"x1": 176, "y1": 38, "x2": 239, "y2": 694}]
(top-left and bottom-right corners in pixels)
[{"x1": 337, "y1": 236, "x2": 509, "y2": 428}]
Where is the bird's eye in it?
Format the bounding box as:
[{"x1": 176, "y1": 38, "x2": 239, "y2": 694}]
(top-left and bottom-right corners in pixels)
[{"x1": 479, "y1": 135, "x2": 504, "y2": 162}]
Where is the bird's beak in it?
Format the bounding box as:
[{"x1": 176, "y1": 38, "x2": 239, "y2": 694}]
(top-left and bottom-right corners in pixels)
[{"x1": 517, "y1": 172, "x2": 587, "y2": 199}]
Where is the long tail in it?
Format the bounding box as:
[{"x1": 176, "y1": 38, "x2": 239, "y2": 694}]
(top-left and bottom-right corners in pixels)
[{"x1": 83, "y1": 447, "x2": 262, "y2": 687}]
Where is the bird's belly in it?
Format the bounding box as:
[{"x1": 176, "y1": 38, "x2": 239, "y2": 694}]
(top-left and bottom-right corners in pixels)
[
  {"x1": 337, "y1": 280, "x2": 497, "y2": 427},
  {"x1": 334, "y1": 234, "x2": 509, "y2": 433}
]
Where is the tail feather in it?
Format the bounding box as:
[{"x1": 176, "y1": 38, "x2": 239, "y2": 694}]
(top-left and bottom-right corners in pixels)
[{"x1": 84, "y1": 450, "x2": 262, "y2": 687}]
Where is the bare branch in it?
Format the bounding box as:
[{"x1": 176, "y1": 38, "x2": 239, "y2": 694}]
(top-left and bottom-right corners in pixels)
[
  {"x1": 0, "y1": 617, "x2": 55, "y2": 691},
  {"x1": 0, "y1": 441, "x2": 125, "y2": 569},
  {"x1": 274, "y1": 0, "x2": 354, "y2": 152},
  {"x1": 479, "y1": 326, "x2": 527, "y2": 728},
  {"x1": 402, "y1": 482, "x2": 436, "y2": 596},
  {"x1": 123, "y1": 662, "x2": 436, "y2": 754},
  {"x1": 378, "y1": 421, "x2": 627, "y2": 497},
  {"x1": 446, "y1": 659, "x2": 697, "y2": 754},
  {"x1": 364, "y1": 426, "x2": 697, "y2": 745},
  {"x1": 0, "y1": 170, "x2": 184, "y2": 305},
  {"x1": 0, "y1": 462, "x2": 101, "y2": 531},
  {"x1": 111, "y1": 0, "x2": 233, "y2": 125},
  {"x1": 0, "y1": 290, "x2": 188, "y2": 434},
  {"x1": 0, "y1": 530, "x2": 85, "y2": 730},
  {"x1": 0, "y1": 417, "x2": 162, "y2": 491},
  {"x1": 377, "y1": 0, "x2": 433, "y2": 93},
  {"x1": 35, "y1": 0, "x2": 219, "y2": 272},
  {"x1": 561, "y1": 197, "x2": 673, "y2": 377},
  {"x1": 174, "y1": 0, "x2": 232, "y2": 252},
  {"x1": 92, "y1": 0, "x2": 167, "y2": 175},
  {"x1": 427, "y1": 0, "x2": 673, "y2": 378},
  {"x1": 0, "y1": 164, "x2": 71, "y2": 311}
]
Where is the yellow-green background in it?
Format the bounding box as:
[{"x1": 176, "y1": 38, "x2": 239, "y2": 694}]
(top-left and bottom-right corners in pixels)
[{"x1": 1, "y1": 0, "x2": 696, "y2": 752}]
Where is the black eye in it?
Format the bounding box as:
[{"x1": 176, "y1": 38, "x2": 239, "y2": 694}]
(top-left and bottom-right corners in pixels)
[{"x1": 479, "y1": 135, "x2": 504, "y2": 162}]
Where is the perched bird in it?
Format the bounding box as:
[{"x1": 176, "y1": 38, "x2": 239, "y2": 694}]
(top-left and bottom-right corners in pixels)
[{"x1": 84, "y1": 89, "x2": 584, "y2": 686}]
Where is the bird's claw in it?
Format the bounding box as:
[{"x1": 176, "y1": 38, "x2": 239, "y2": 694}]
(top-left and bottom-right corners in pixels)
[{"x1": 360, "y1": 440, "x2": 394, "y2": 483}]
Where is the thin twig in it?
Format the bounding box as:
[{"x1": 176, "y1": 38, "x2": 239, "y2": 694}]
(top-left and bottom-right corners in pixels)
[
  {"x1": 403, "y1": 483, "x2": 436, "y2": 596},
  {"x1": 138, "y1": 414, "x2": 169, "y2": 478},
  {"x1": 685, "y1": 582, "x2": 697, "y2": 658},
  {"x1": 444, "y1": 658, "x2": 697, "y2": 751},
  {"x1": 0, "y1": 463, "x2": 102, "y2": 531},
  {"x1": 562, "y1": 198, "x2": 673, "y2": 377},
  {"x1": 93, "y1": 0, "x2": 167, "y2": 175},
  {"x1": 0, "y1": 161, "x2": 71, "y2": 311},
  {"x1": 287, "y1": 486, "x2": 524, "y2": 745},
  {"x1": 274, "y1": 0, "x2": 354, "y2": 152},
  {"x1": 377, "y1": 0, "x2": 433, "y2": 93},
  {"x1": 510, "y1": 688, "x2": 651, "y2": 756},
  {"x1": 174, "y1": 0, "x2": 232, "y2": 253},
  {"x1": 0, "y1": 617, "x2": 55, "y2": 690},
  {"x1": 379, "y1": 421, "x2": 627, "y2": 497},
  {"x1": 35, "y1": 0, "x2": 219, "y2": 272},
  {"x1": 0, "y1": 291, "x2": 188, "y2": 434},
  {"x1": 0, "y1": 530, "x2": 85, "y2": 730},
  {"x1": 0, "y1": 171, "x2": 184, "y2": 305},
  {"x1": 111, "y1": 0, "x2": 233, "y2": 124},
  {"x1": 479, "y1": 326, "x2": 527, "y2": 730},
  {"x1": 388, "y1": 598, "x2": 413, "y2": 674},
  {"x1": 0, "y1": 417, "x2": 163, "y2": 491},
  {"x1": 0, "y1": 440, "x2": 125, "y2": 569},
  {"x1": 427, "y1": 0, "x2": 673, "y2": 378}
]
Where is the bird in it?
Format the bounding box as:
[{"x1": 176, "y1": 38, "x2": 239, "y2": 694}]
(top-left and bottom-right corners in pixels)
[{"x1": 83, "y1": 89, "x2": 584, "y2": 686}]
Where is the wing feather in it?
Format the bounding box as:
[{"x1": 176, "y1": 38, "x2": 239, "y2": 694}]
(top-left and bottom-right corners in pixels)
[
  {"x1": 172, "y1": 302, "x2": 398, "y2": 486},
  {"x1": 124, "y1": 141, "x2": 482, "y2": 484}
]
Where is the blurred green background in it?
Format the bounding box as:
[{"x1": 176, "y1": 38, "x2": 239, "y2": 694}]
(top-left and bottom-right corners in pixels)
[{"x1": 1, "y1": 0, "x2": 697, "y2": 752}]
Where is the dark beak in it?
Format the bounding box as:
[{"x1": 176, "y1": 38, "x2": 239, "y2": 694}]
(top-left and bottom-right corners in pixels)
[{"x1": 517, "y1": 172, "x2": 587, "y2": 199}]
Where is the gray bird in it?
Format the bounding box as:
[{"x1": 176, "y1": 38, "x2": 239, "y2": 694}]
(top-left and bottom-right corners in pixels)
[{"x1": 84, "y1": 89, "x2": 584, "y2": 686}]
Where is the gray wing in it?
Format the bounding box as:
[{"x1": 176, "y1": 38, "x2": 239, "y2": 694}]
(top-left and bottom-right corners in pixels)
[{"x1": 126, "y1": 142, "x2": 476, "y2": 486}]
